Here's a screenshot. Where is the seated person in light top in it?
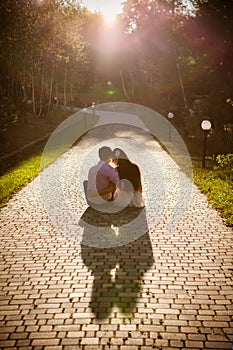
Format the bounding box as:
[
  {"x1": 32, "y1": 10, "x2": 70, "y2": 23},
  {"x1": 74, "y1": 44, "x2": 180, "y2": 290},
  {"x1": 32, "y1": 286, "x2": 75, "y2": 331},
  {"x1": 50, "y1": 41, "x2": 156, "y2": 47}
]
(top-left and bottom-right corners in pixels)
[{"x1": 86, "y1": 146, "x2": 119, "y2": 205}]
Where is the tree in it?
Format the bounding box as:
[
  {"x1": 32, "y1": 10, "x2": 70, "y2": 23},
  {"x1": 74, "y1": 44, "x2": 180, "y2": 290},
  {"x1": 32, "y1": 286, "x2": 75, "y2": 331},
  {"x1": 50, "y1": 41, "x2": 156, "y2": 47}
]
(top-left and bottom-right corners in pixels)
[
  {"x1": 0, "y1": 0, "x2": 89, "y2": 131},
  {"x1": 120, "y1": 0, "x2": 195, "y2": 109},
  {"x1": 181, "y1": 0, "x2": 233, "y2": 131}
]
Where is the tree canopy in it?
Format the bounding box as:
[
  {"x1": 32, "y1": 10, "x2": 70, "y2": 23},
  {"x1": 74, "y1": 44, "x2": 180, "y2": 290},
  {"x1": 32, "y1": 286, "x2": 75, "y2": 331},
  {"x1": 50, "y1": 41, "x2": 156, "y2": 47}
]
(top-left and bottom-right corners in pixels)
[{"x1": 0, "y1": 0, "x2": 232, "y2": 150}]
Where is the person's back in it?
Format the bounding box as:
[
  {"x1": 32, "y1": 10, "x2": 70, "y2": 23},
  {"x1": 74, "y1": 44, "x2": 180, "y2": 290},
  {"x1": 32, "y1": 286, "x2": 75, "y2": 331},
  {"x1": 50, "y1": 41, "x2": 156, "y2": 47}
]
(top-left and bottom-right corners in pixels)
[
  {"x1": 87, "y1": 147, "x2": 119, "y2": 205},
  {"x1": 112, "y1": 148, "x2": 144, "y2": 208},
  {"x1": 117, "y1": 159, "x2": 142, "y2": 192}
]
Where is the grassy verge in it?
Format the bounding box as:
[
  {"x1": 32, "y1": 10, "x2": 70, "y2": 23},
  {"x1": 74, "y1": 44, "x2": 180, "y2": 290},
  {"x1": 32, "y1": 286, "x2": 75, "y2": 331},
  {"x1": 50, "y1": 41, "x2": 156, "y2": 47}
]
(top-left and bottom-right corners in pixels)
[
  {"x1": 0, "y1": 109, "x2": 72, "y2": 206},
  {"x1": 0, "y1": 142, "x2": 74, "y2": 207},
  {"x1": 0, "y1": 113, "x2": 99, "y2": 207},
  {"x1": 0, "y1": 154, "x2": 42, "y2": 207},
  {"x1": 192, "y1": 159, "x2": 233, "y2": 227},
  {"x1": 0, "y1": 109, "x2": 72, "y2": 158}
]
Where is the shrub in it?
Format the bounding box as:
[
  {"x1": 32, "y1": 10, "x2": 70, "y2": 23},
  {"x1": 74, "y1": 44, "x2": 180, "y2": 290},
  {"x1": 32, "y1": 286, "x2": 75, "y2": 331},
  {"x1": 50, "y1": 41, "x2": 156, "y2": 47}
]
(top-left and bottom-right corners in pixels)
[{"x1": 214, "y1": 153, "x2": 233, "y2": 181}]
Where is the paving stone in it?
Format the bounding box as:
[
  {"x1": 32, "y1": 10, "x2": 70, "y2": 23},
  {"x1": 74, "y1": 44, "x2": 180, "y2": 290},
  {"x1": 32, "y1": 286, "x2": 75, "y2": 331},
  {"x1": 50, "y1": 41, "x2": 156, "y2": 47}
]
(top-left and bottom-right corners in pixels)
[{"x1": 0, "y1": 122, "x2": 232, "y2": 349}]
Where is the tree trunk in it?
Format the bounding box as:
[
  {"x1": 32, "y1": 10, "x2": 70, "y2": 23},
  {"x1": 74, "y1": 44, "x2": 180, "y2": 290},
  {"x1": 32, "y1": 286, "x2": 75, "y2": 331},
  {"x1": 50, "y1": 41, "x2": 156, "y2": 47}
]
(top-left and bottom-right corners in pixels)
[
  {"x1": 11, "y1": 77, "x2": 14, "y2": 97},
  {"x1": 48, "y1": 62, "x2": 54, "y2": 113},
  {"x1": 64, "y1": 64, "x2": 67, "y2": 110},
  {"x1": 70, "y1": 83, "x2": 74, "y2": 110},
  {"x1": 149, "y1": 76, "x2": 153, "y2": 89},
  {"x1": 31, "y1": 67, "x2": 36, "y2": 114},
  {"x1": 129, "y1": 67, "x2": 135, "y2": 98},
  {"x1": 55, "y1": 64, "x2": 59, "y2": 109},
  {"x1": 21, "y1": 68, "x2": 27, "y2": 102},
  {"x1": 175, "y1": 49, "x2": 188, "y2": 109},
  {"x1": 22, "y1": 66, "x2": 27, "y2": 100},
  {"x1": 38, "y1": 63, "x2": 45, "y2": 117},
  {"x1": 0, "y1": 84, "x2": 4, "y2": 97},
  {"x1": 120, "y1": 69, "x2": 130, "y2": 99}
]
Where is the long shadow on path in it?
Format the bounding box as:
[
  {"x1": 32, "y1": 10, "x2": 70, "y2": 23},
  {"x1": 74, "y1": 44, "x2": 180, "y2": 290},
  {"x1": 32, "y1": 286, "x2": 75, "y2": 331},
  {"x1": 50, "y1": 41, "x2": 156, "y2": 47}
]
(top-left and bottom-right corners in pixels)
[{"x1": 80, "y1": 207, "x2": 154, "y2": 319}]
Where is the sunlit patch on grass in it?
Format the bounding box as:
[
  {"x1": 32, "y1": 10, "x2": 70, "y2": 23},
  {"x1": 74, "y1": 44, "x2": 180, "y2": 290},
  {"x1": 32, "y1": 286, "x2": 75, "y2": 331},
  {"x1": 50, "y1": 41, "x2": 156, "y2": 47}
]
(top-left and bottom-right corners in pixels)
[{"x1": 192, "y1": 159, "x2": 233, "y2": 226}]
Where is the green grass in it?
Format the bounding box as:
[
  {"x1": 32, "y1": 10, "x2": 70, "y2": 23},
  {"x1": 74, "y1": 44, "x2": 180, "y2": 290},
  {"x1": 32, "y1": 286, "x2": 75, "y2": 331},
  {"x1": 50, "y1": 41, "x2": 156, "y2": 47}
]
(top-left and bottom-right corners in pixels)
[
  {"x1": 0, "y1": 126, "x2": 96, "y2": 207},
  {"x1": 0, "y1": 144, "x2": 72, "y2": 207},
  {"x1": 0, "y1": 108, "x2": 100, "y2": 207},
  {"x1": 0, "y1": 109, "x2": 73, "y2": 206},
  {"x1": 0, "y1": 154, "x2": 42, "y2": 207},
  {"x1": 192, "y1": 159, "x2": 233, "y2": 227}
]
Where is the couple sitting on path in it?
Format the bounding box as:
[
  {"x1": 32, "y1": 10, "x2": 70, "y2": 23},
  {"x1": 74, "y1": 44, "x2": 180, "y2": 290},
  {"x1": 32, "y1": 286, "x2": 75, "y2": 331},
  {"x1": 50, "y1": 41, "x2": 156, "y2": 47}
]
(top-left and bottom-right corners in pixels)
[{"x1": 85, "y1": 146, "x2": 145, "y2": 209}]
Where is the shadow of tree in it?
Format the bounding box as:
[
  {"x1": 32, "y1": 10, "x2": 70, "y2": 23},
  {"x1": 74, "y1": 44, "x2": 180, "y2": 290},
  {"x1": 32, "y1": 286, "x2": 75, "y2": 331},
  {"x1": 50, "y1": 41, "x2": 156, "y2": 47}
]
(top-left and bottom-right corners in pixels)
[{"x1": 80, "y1": 207, "x2": 154, "y2": 319}]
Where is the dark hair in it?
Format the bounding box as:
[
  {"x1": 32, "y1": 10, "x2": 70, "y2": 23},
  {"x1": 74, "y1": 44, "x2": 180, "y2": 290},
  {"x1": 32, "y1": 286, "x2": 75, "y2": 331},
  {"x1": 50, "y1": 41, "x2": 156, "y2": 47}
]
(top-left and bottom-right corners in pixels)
[
  {"x1": 113, "y1": 148, "x2": 142, "y2": 192},
  {"x1": 98, "y1": 146, "x2": 112, "y2": 161},
  {"x1": 112, "y1": 148, "x2": 128, "y2": 160}
]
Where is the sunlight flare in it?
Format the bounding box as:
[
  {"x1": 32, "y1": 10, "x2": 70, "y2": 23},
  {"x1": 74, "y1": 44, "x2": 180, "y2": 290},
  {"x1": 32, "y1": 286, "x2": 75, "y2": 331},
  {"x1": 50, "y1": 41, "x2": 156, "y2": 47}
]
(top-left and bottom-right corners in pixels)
[{"x1": 82, "y1": 0, "x2": 123, "y2": 23}]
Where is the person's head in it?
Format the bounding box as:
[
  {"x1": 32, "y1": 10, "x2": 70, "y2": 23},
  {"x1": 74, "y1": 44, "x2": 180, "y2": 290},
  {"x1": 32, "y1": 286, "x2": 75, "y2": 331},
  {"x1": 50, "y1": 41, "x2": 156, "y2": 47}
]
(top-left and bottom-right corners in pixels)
[
  {"x1": 112, "y1": 148, "x2": 129, "y2": 162},
  {"x1": 98, "y1": 146, "x2": 112, "y2": 162},
  {"x1": 113, "y1": 148, "x2": 141, "y2": 190}
]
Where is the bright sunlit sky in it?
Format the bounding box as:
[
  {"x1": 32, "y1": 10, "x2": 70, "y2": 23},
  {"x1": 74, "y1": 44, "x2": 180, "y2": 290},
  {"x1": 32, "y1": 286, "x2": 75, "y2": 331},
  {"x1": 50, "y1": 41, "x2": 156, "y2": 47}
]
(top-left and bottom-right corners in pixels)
[{"x1": 82, "y1": 0, "x2": 123, "y2": 22}]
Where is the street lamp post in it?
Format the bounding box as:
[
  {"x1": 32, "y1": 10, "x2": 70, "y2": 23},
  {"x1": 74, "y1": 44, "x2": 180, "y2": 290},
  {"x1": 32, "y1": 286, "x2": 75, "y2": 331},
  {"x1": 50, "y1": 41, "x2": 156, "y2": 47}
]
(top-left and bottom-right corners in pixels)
[
  {"x1": 168, "y1": 112, "x2": 174, "y2": 141},
  {"x1": 91, "y1": 101, "x2": 95, "y2": 115},
  {"x1": 82, "y1": 106, "x2": 87, "y2": 130},
  {"x1": 201, "y1": 120, "x2": 212, "y2": 168}
]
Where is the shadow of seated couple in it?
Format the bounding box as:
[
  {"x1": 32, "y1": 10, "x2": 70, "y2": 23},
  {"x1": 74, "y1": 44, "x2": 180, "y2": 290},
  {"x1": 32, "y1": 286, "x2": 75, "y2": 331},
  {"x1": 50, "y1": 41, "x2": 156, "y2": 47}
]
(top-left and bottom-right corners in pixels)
[{"x1": 80, "y1": 206, "x2": 154, "y2": 320}]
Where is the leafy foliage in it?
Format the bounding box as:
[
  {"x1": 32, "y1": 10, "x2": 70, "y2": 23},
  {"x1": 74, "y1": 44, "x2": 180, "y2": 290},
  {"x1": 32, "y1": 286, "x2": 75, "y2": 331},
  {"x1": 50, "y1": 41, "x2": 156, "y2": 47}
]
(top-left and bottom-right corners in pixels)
[
  {"x1": 0, "y1": 0, "x2": 88, "y2": 130},
  {"x1": 0, "y1": 0, "x2": 233, "y2": 154},
  {"x1": 214, "y1": 154, "x2": 233, "y2": 181}
]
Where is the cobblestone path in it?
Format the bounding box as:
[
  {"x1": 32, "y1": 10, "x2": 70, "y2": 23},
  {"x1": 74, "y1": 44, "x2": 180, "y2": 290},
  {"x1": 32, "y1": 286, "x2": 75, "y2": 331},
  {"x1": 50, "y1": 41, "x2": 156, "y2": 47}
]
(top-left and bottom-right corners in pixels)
[{"x1": 0, "y1": 120, "x2": 232, "y2": 350}]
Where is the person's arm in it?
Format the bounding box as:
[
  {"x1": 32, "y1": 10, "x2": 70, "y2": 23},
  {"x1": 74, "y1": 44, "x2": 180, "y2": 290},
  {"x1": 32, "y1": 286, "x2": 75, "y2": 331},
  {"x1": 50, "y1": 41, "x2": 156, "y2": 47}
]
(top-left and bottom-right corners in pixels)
[
  {"x1": 108, "y1": 166, "x2": 120, "y2": 185},
  {"x1": 87, "y1": 166, "x2": 116, "y2": 199},
  {"x1": 98, "y1": 182, "x2": 116, "y2": 196}
]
